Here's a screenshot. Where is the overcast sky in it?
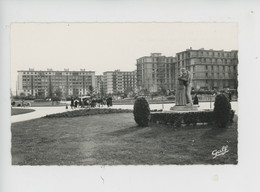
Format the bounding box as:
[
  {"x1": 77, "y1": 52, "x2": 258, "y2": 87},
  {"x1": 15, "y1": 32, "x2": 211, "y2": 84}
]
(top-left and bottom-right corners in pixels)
[{"x1": 11, "y1": 23, "x2": 238, "y2": 92}]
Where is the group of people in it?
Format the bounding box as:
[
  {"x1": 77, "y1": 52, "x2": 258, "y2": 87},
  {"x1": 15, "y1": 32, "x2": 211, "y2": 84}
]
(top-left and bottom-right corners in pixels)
[
  {"x1": 68, "y1": 97, "x2": 113, "y2": 109},
  {"x1": 11, "y1": 100, "x2": 31, "y2": 107}
]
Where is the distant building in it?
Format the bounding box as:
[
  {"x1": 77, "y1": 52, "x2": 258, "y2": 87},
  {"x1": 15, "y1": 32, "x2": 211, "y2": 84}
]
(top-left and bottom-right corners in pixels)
[
  {"x1": 175, "y1": 48, "x2": 238, "y2": 90},
  {"x1": 17, "y1": 68, "x2": 95, "y2": 97},
  {"x1": 95, "y1": 75, "x2": 104, "y2": 96},
  {"x1": 103, "y1": 70, "x2": 137, "y2": 95},
  {"x1": 102, "y1": 71, "x2": 114, "y2": 94},
  {"x1": 136, "y1": 53, "x2": 176, "y2": 93}
]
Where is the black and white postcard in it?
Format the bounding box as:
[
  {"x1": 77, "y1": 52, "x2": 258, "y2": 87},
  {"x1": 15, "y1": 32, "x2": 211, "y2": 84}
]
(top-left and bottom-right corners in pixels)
[{"x1": 1, "y1": 1, "x2": 260, "y2": 192}]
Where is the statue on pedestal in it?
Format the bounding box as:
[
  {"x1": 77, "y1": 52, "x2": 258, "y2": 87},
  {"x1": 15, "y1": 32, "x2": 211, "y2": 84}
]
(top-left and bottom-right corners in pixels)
[
  {"x1": 171, "y1": 68, "x2": 197, "y2": 111},
  {"x1": 175, "y1": 70, "x2": 187, "y2": 106},
  {"x1": 176, "y1": 68, "x2": 192, "y2": 106}
]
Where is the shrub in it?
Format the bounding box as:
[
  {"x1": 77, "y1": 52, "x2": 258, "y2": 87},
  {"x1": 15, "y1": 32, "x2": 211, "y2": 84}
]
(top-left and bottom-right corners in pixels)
[
  {"x1": 45, "y1": 108, "x2": 133, "y2": 118},
  {"x1": 166, "y1": 95, "x2": 175, "y2": 100},
  {"x1": 34, "y1": 99, "x2": 46, "y2": 102},
  {"x1": 214, "y1": 93, "x2": 231, "y2": 128},
  {"x1": 150, "y1": 110, "x2": 234, "y2": 128},
  {"x1": 133, "y1": 97, "x2": 150, "y2": 127}
]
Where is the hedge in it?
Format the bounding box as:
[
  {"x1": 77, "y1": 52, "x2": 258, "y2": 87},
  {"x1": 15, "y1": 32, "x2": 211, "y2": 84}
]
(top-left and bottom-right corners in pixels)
[
  {"x1": 150, "y1": 110, "x2": 234, "y2": 127},
  {"x1": 45, "y1": 108, "x2": 133, "y2": 118}
]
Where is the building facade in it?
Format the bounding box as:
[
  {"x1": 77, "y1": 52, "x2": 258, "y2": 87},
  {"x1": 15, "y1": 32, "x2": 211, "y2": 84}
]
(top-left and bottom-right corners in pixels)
[
  {"x1": 136, "y1": 53, "x2": 176, "y2": 93},
  {"x1": 17, "y1": 69, "x2": 95, "y2": 98},
  {"x1": 103, "y1": 70, "x2": 137, "y2": 95},
  {"x1": 175, "y1": 48, "x2": 238, "y2": 90},
  {"x1": 94, "y1": 75, "x2": 104, "y2": 96},
  {"x1": 102, "y1": 71, "x2": 114, "y2": 94}
]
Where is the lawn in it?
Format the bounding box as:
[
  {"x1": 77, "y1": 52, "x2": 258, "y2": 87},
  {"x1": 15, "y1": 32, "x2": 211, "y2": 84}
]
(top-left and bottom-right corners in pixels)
[
  {"x1": 11, "y1": 108, "x2": 35, "y2": 116},
  {"x1": 11, "y1": 113, "x2": 238, "y2": 165}
]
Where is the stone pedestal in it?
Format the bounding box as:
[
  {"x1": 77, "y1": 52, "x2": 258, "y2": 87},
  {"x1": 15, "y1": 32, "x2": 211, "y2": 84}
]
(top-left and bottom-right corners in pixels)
[{"x1": 170, "y1": 104, "x2": 199, "y2": 112}]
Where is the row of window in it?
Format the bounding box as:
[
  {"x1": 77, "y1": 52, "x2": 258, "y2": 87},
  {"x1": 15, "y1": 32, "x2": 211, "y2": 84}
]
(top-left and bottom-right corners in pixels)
[
  {"x1": 22, "y1": 72, "x2": 94, "y2": 75},
  {"x1": 192, "y1": 65, "x2": 237, "y2": 71},
  {"x1": 138, "y1": 57, "x2": 175, "y2": 63},
  {"x1": 178, "y1": 51, "x2": 237, "y2": 60},
  {"x1": 193, "y1": 73, "x2": 236, "y2": 78}
]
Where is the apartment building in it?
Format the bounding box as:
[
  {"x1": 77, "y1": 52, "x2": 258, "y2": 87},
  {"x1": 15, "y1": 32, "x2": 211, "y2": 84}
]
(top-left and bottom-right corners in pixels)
[
  {"x1": 175, "y1": 48, "x2": 238, "y2": 90},
  {"x1": 17, "y1": 68, "x2": 95, "y2": 97},
  {"x1": 136, "y1": 53, "x2": 177, "y2": 92},
  {"x1": 103, "y1": 70, "x2": 137, "y2": 95},
  {"x1": 94, "y1": 75, "x2": 104, "y2": 96}
]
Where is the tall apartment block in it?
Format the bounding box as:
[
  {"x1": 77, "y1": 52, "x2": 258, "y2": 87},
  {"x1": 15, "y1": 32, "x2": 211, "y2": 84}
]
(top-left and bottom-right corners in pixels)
[
  {"x1": 136, "y1": 53, "x2": 177, "y2": 92},
  {"x1": 17, "y1": 69, "x2": 95, "y2": 97},
  {"x1": 95, "y1": 75, "x2": 104, "y2": 96},
  {"x1": 175, "y1": 48, "x2": 238, "y2": 90},
  {"x1": 103, "y1": 70, "x2": 137, "y2": 95}
]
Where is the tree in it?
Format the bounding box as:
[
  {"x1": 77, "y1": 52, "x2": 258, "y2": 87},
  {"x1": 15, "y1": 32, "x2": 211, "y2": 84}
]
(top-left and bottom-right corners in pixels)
[
  {"x1": 89, "y1": 85, "x2": 94, "y2": 95},
  {"x1": 124, "y1": 87, "x2": 134, "y2": 97},
  {"x1": 54, "y1": 88, "x2": 63, "y2": 101},
  {"x1": 20, "y1": 92, "x2": 26, "y2": 99},
  {"x1": 47, "y1": 76, "x2": 53, "y2": 98}
]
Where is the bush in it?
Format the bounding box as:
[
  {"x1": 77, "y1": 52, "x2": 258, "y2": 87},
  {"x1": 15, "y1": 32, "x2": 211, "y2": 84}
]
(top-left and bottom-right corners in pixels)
[
  {"x1": 45, "y1": 108, "x2": 133, "y2": 118},
  {"x1": 166, "y1": 95, "x2": 175, "y2": 100},
  {"x1": 150, "y1": 110, "x2": 234, "y2": 128},
  {"x1": 214, "y1": 93, "x2": 231, "y2": 128},
  {"x1": 133, "y1": 97, "x2": 150, "y2": 127},
  {"x1": 34, "y1": 99, "x2": 46, "y2": 102}
]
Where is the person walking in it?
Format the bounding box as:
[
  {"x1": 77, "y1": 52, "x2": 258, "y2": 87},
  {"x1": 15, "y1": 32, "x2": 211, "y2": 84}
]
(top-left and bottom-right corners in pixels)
[
  {"x1": 74, "y1": 100, "x2": 78, "y2": 108},
  {"x1": 193, "y1": 93, "x2": 199, "y2": 105},
  {"x1": 70, "y1": 97, "x2": 74, "y2": 109}
]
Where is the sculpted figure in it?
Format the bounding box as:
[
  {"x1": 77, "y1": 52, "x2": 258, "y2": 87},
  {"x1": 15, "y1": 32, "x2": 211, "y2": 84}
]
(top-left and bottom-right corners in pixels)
[
  {"x1": 175, "y1": 69, "x2": 187, "y2": 106},
  {"x1": 177, "y1": 68, "x2": 193, "y2": 105}
]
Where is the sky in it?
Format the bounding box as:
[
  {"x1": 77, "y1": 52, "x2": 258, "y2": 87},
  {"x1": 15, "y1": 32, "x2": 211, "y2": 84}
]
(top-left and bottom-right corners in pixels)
[{"x1": 11, "y1": 23, "x2": 238, "y2": 92}]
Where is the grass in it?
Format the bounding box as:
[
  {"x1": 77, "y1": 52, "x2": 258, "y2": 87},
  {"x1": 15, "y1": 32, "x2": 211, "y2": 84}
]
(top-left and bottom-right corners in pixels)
[
  {"x1": 11, "y1": 108, "x2": 35, "y2": 116},
  {"x1": 11, "y1": 113, "x2": 238, "y2": 165}
]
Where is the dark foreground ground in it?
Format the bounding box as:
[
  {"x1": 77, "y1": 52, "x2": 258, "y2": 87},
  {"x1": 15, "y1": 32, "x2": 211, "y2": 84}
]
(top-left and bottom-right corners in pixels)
[{"x1": 11, "y1": 113, "x2": 237, "y2": 165}]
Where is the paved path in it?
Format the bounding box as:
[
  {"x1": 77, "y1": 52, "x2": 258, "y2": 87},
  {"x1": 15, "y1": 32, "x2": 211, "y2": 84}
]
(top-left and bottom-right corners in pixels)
[
  {"x1": 11, "y1": 102, "x2": 238, "y2": 123},
  {"x1": 11, "y1": 107, "x2": 73, "y2": 123}
]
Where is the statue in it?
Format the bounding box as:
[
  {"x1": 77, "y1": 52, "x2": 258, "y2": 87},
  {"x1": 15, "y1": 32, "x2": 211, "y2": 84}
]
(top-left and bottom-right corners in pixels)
[
  {"x1": 171, "y1": 68, "x2": 197, "y2": 111},
  {"x1": 176, "y1": 68, "x2": 192, "y2": 106},
  {"x1": 181, "y1": 68, "x2": 192, "y2": 105},
  {"x1": 175, "y1": 69, "x2": 187, "y2": 106}
]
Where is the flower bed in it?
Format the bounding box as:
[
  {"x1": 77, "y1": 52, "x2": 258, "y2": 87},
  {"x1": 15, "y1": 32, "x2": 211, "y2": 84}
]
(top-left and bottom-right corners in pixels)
[
  {"x1": 45, "y1": 108, "x2": 133, "y2": 118},
  {"x1": 150, "y1": 110, "x2": 235, "y2": 127}
]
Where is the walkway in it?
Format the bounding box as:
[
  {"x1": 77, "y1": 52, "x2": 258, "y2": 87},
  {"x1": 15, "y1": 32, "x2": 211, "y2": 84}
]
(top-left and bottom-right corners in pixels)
[{"x1": 11, "y1": 106, "x2": 73, "y2": 123}]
